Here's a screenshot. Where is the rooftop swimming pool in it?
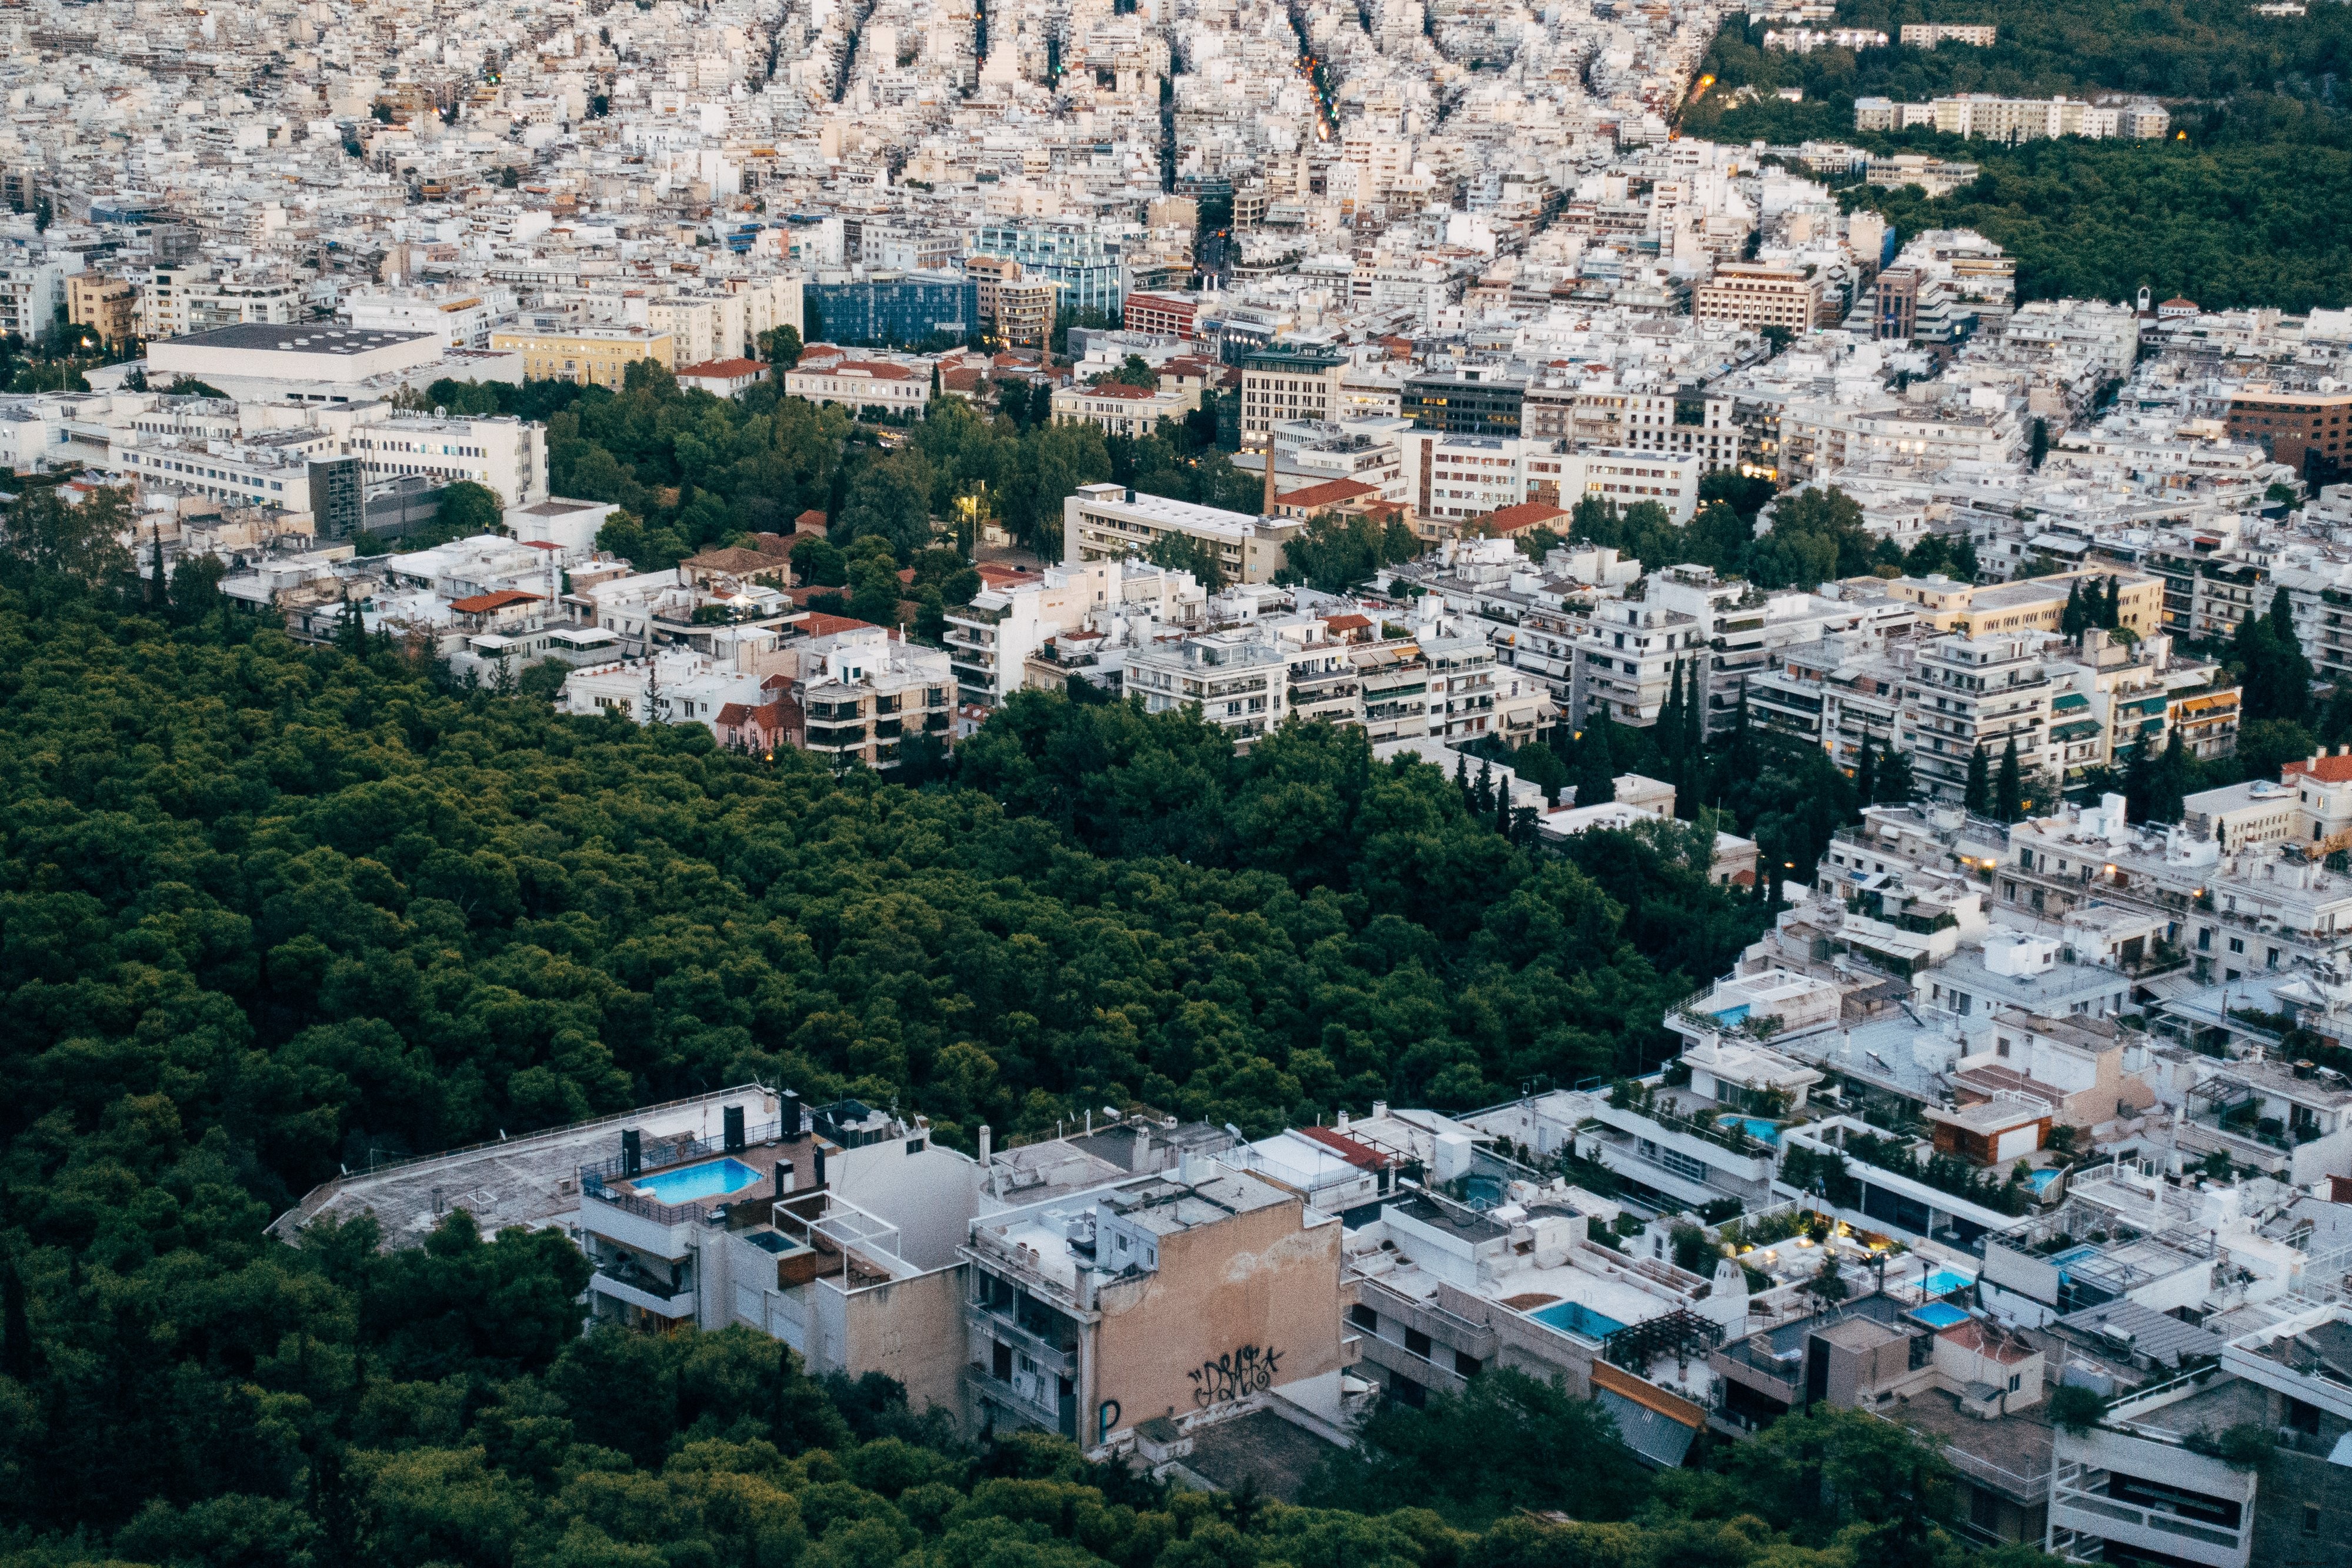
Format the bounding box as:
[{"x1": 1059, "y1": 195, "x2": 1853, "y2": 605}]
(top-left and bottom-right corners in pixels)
[
  {"x1": 1920, "y1": 1269, "x2": 1973, "y2": 1297},
  {"x1": 1529, "y1": 1299, "x2": 1628, "y2": 1342},
  {"x1": 2023, "y1": 1168, "x2": 2062, "y2": 1195},
  {"x1": 629, "y1": 1157, "x2": 763, "y2": 1205},
  {"x1": 1907, "y1": 1301, "x2": 1970, "y2": 1330},
  {"x1": 1727, "y1": 1117, "x2": 1781, "y2": 1144}
]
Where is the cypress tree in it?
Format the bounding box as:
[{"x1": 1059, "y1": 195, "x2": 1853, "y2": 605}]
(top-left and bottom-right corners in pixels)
[
  {"x1": 1964, "y1": 744, "x2": 1991, "y2": 816},
  {"x1": 1685, "y1": 662, "x2": 1706, "y2": 762},
  {"x1": 1856, "y1": 732, "x2": 1877, "y2": 806},
  {"x1": 1474, "y1": 760, "x2": 1496, "y2": 815},
  {"x1": 2061, "y1": 581, "x2": 2084, "y2": 639},
  {"x1": 1880, "y1": 746, "x2": 1915, "y2": 805},
  {"x1": 1995, "y1": 736, "x2": 2024, "y2": 822},
  {"x1": 1660, "y1": 663, "x2": 1684, "y2": 759},
  {"x1": 1576, "y1": 714, "x2": 1618, "y2": 806},
  {"x1": 2103, "y1": 575, "x2": 2122, "y2": 630}
]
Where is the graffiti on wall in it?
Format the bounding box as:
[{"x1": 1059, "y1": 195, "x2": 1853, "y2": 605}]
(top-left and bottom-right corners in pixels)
[{"x1": 1189, "y1": 1345, "x2": 1282, "y2": 1407}]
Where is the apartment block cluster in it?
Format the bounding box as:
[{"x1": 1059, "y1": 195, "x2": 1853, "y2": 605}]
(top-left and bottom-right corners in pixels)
[{"x1": 268, "y1": 773, "x2": 2352, "y2": 1544}]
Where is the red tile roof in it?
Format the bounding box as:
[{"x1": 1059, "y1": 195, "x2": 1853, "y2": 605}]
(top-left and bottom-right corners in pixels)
[
  {"x1": 1323, "y1": 612, "x2": 1374, "y2": 632},
  {"x1": 450, "y1": 589, "x2": 544, "y2": 613},
  {"x1": 676, "y1": 357, "x2": 763, "y2": 379},
  {"x1": 1076, "y1": 382, "x2": 1159, "y2": 400},
  {"x1": 1278, "y1": 477, "x2": 1381, "y2": 510},
  {"x1": 1485, "y1": 501, "x2": 1572, "y2": 535},
  {"x1": 2286, "y1": 754, "x2": 2352, "y2": 783},
  {"x1": 794, "y1": 612, "x2": 879, "y2": 636}
]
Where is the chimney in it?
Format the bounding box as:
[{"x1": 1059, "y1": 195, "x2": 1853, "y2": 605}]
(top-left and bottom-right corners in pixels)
[
  {"x1": 1261, "y1": 430, "x2": 1277, "y2": 516},
  {"x1": 723, "y1": 1105, "x2": 745, "y2": 1152},
  {"x1": 621, "y1": 1128, "x2": 642, "y2": 1175},
  {"x1": 812, "y1": 1144, "x2": 828, "y2": 1188},
  {"x1": 1371, "y1": 1100, "x2": 1388, "y2": 1120},
  {"x1": 1132, "y1": 1122, "x2": 1154, "y2": 1172},
  {"x1": 773, "y1": 1159, "x2": 793, "y2": 1197},
  {"x1": 978, "y1": 1123, "x2": 992, "y2": 1163},
  {"x1": 783, "y1": 1090, "x2": 804, "y2": 1134},
  {"x1": 1336, "y1": 1108, "x2": 1350, "y2": 1133}
]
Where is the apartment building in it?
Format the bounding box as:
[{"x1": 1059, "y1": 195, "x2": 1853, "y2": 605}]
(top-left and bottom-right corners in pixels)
[
  {"x1": 1123, "y1": 291, "x2": 1200, "y2": 338},
  {"x1": 1886, "y1": 569, "x2": 2165, "y2": 639},
  {"x1": 1061, "y1": 482, "x2": 1302, "y2": 585},
  {"x1": 66, "y1": 273, "x2": 136, "y2": 348},
  {"x1": 798, "y1": 638, "x2": 955, "y2": 768},
  {"x1": 1522, "y1": 383, "x2": 1742, "y2": 473},
  {"x1": 1695, "y1": 263, "x2": 1824, "y2": 332},
  {"x1": 488, "y1": 323, "x2": 675, "y2": 388},
  {"x1": 968, "y1": 256, "x2": 1053, "y2": 349},
  {"x1": 948, "y1": 558, "x2": 1203, "y2": 709},
  {"x1": 962, "y1": 1150, "x2": 1346, "y2": 1445},
  {"x1": 1574, "y1": 595, "x2": 1705, "y2": 726},
  {"x1": 1899, "y1": 22, "x2": 1996, "y2": 44},
  {"x1": 1127, "y1": 630, "x2": 1289, "y2": 742},
  {"x1": 141, "y1": 266, "x2": 304, "y2": 340},
  {"x1": 2226, "y1": 386, "x2": 2352, "y2": 476},
  {"x1": 345, "y1": 289, "x2": 501, "y2": 349},
  {"x1": 1240, "y1": 344, "x2": 1349, "y2": 447},
  {"x1": 1403, "y1": 433, "x2": 1703, "y2": 525},
  {"x1": 648, "y1": 292, "x2": 750, "y2": 366},
  {"x1": 1853, "y1": 94, "x2": 2168, "y2": 141},
  {"x1": 1899, "y1": 631, "x2": 2056, "y2": 802}
]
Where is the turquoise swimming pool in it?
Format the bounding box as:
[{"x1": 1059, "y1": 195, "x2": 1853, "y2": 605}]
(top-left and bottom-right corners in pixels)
[
  {"x1": 1907, "y1": 1301, "x2": 1970, "y2": 1330},
  {"x1": 631, "y1": 1157, "x2": 763, "y2": 1205},
  {"x1": 1920, "y1": 1269, "x2": 1973, "y2": 1297},
  {"x1": 1727, "y1": 1117, "x2": 1781, "y2": 1144},
  {"x1": 1530, "y1": 1299, "x2": 1628, "y2": 1342}
]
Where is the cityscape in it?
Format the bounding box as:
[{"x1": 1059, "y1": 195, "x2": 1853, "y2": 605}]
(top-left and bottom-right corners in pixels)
[{"x1": 3, "y1": 0, "x2": 2352, "y2": 1563}]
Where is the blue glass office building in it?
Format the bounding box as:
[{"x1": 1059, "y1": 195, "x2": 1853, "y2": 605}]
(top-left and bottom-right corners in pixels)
[
  {"x1": 972, "y1": 221, "x2": 1124, "y2": 318},
  {"x1": 804, "y1": 270, "x2": 979, "y2": 346}
]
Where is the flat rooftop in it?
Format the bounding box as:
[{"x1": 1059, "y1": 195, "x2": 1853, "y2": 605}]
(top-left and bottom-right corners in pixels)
[
  {"x1": 269, "y1": 1085, "x2": 788, "y2": 1247},
  {"x1": 166, "y1": 323, "x2": 438, "y2": 355}
]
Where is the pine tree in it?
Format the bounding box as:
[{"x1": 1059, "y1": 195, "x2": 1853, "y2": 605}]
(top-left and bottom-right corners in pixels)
[
  {"x1": 1856, "y1": 733, "x2": 1877, "y2": 806},
  {"x1": 1995, "y1": 736, "x2": 2024, "y2": 822},
  {"x1": 1964, "y1": 744, "x2": 1991, "y2": 816}
]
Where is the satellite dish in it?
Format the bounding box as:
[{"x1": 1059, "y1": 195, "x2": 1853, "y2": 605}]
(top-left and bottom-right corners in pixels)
[{"x1": 433, "y1": 404, "x2": 445, "y2": 417}]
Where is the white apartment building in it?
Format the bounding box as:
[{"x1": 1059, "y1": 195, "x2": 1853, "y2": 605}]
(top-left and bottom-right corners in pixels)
[
  {"x1": 948, "y1": 558, "x2": 1201, "y2": 709},
  {"x1": 1402, "y1": 433, "x2": 1702, "y2": 524},
  {"x1": 1127, "y1": 630, "x2": 1289, "y2": 742},
  {"x1": 345, "y1": 290, "x2": 503, "y2": 349},
  {"x1": 0, "y1": 255, "x2": 76, "y2": 343},
  {"x1": 1899, "y1": 631, "x2": 2057, "y2": 803},
  {"x1": 142, "y1": 266, "x2": 305, "y2": 340}
]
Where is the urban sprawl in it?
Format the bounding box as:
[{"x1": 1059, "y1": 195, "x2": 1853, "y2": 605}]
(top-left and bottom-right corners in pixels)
[{"x1": 12, "y1": 0, "x2": 2352, "y2": 1554}]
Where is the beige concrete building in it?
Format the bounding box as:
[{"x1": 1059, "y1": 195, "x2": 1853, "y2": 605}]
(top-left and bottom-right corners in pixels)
[
  {"x1": 1695, "y1": 263, "x2": 1824, "y2": 332},
  {"x1": 1062, "y1": 482, "x2": 1302, "y2": 585},
  {"x1": 67, "y1": 273, "x2": 137, "y2": 349},
  {"x1": 1886, "y1": 569, "x2": 2164, "y2": 639},
  {"x1": 963, "y1": 1153, "x2": 1346, "y2": 1446},
  {"x1": 488, "y1": 323, "x2": 675, "y2": 388}
]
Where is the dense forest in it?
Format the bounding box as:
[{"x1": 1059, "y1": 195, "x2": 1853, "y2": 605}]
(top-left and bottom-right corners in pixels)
[
  {"x1": 1680, "y1": 0, "x2": 2352, "y2": 308},
  {"x1": 0, "y1": 532, "x2": 2046, "y2": 1567}
]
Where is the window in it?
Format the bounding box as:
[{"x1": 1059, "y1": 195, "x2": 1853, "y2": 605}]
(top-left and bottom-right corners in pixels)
[
  {"x1": 2228, "y1": 937, "x2": 2245, "y2": 954},
  {"x1": 2306, "y1": 1505, "x2": 2322, "y2": 1536},
  {"x1": 1349, "y1": 1303, "x2": 1378, "y2": 1332},
  {"x1": 1404, "y1": 1327, "x2": 1433, "y2": 1359},
  {"x1": 1455, "y1": 1350, "x2": 1483, "y2": 1378}
]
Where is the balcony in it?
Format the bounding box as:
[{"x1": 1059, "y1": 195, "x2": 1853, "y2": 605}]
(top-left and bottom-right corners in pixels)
[
  {"x1": 589, "y1": 1258, "x2": 697, "y2": 1319},
  {"x1": 966, "y1": 1302, "x2": 1077, "y2": 1378}
]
